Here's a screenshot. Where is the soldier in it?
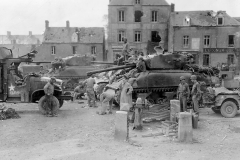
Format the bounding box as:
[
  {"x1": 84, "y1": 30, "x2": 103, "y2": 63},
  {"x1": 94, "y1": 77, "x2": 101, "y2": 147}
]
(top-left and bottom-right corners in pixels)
[
  {"x1": 117, "y1": 38, "x2": 130, "y2": 65},
  {"x1": 43, "y1": 77, "x2": 58, "y2": 117},
  {"x1": 83, "y1": 74, "x2": 96, "y2": 107},
  {"x1": 177, "y1": 76, "x2": 190, "y2": 112},
  {"x1": 190, "y1": 75, "x2": 201, "y2": 114},
  {"x1": 73, "y1": 81, "x2": 86, "y2": 100}
]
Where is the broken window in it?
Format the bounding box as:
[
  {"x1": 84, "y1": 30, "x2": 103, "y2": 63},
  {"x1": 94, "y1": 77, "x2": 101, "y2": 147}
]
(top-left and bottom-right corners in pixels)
[
  {"x1": 72, "y1": 46, "x2": 77, "y2": 54},
  {"x1": 204, "y1": 35, "x2": 210, "y2": 47},
  {"x1": 135, "y1": 0, "x2": 140, "y2": 4},
  {"x1": 227, "y1": 54, "x2": 234, "y2": 64},
  {"x1": 151, "y1": 31, "x2": 161, "y2": 42},
  {"x1": 183, "y1": 36, "x2": 189, "y2": 48},
  {"x1": 135, "y1": 10, "x2": 143, "y2": 22},
  {"x1": 91, "y1": 46, "x2": 96, "y2": 55},
  {"x1": 135, "y1": 31, "x2": 141, "y2": 42},
  {"x1": 217, "y1": 17, "x2": 223, "y2": 25},
  {"x1": 119, "y1": 10, "x2": 125, "y2": 22},
  {"x1": 118, "y1": 30, "x2": 125, "y2": 42},
  {"x1": 51, "y1": 46, "x2": 56, "y2": 55},
  {"x1": 228, "y1": 35, "x2": 235, "y2": 47},
  {"x1": 203, "y1": 54, "x2": 210, "y2": 66},
  {"x1": 152, "y1": 11, "x2": 158, "y2": 22}
]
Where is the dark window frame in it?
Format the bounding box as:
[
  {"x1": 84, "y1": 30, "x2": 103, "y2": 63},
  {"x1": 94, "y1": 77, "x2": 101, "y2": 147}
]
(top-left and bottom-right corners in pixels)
[
  {"x1": 51, "y1": 46, "x2": 56, "y2": 55},
  {"x1": 151, "y1": 10, "x2": 158, "y2": 22},
  {"x1": 119, "y1": 10, "x2": 125, "y2": 22},
  {"x1": 134, "y1": 31, "x2": 141, "y2": 42},
  {"x1": 217, "y1": 17, "x2": 224, "y2": 25},
  {"x1": 204, "y1": 35, "x2": 210, "y2": 47},
  {"x1": 228, "y1": 35, "x2": 235, "y2": 47},
  {"x1": 118, "y1": 30, "x2": 125, "y2": 42},
  {"x1": 91, "y1": 46, "x2": 96, "y2": 55},
  {"x1": 203, "y1": 54, "x2": 210, "y2": 66},
  {"x1": 183, "y1": 35, "x2": 190, "y2": 48},
  {"x1": 227, "y1": 54, "x2": 234, "y2": 64}
]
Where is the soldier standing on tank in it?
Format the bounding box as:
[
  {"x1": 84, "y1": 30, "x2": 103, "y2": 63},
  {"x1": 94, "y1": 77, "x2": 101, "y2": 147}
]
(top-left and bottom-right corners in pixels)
[
  {"x1": 190, "y1": 75, "x2": 201, "y2": 114},
  {"x1": 117, "y1": 38, "x2": 130, "y2": 65},
  {"x1": 177, "y1": 76, "x2": 190, "y2": 112},
  {"x1": 83, "y1": 74, "x2": 96, "y2": 107},
  {"x1": 43, "y1": 77, "x2": 58, "y2": 117}
]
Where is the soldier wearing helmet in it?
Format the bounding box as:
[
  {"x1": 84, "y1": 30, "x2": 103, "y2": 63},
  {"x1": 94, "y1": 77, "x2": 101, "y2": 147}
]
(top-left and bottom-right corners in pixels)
[
  {"x1": 177, "y1": 76, "x2": 190, "y2": 112},
  {"x1": 190, "y1": 75, "x2": 201, "y2": 115},
  {"x1": 43, "y1": 76, "x2": 58, "y2": 117}
]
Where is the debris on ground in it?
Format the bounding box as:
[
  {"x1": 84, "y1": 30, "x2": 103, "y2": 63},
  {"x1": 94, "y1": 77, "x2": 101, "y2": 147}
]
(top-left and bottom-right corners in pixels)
[{"x1": 0, "y1": 104, "x2": 21, "y2": 120}]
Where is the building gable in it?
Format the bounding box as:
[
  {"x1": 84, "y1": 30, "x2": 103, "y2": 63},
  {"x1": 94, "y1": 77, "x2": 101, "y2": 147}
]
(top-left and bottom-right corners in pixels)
[{"x1": 109, "y1": 0, "x2": 169, "y2": 6}]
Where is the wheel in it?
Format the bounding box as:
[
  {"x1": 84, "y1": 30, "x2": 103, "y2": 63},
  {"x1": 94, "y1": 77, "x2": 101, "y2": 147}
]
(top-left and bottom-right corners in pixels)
[
  {"x1": 220, "y1": 101, "x2": 238, "y2": 118},
  {"x1": 211, "y1": 107, "x2": 221, "y2": 114},
  {"x1": 38, "y1": 96, "x2": 60, "y2": 114}
]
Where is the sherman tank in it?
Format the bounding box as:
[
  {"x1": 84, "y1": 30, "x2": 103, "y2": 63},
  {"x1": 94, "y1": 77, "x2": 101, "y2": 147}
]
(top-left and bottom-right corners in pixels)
[{"x1": 87, "y1": 52, "x2": 220, "y2": 105}]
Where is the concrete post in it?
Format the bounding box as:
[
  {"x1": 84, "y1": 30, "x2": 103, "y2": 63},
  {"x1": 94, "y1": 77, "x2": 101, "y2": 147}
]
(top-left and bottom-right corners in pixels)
[
  {"x1": 114, "y1": 111, "x2": 129, "y2": 141},
  {"x1": 178, "y1": 112, "x2": 193, "y2": 142}
]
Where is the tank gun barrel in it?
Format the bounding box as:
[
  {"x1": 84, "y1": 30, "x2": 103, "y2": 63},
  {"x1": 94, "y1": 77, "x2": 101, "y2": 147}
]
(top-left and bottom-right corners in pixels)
[
  {"x1": 91, "y1": 61, "x2": 114, "y2": 65},
  {"x1": 87, "y1": 64, "x2": 136, "y2": 76}
]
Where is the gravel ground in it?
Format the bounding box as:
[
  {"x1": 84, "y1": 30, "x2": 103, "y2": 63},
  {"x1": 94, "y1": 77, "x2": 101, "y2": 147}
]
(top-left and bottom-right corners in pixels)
[{"x1": 0, "y1": 101, "x2": 240, "y2": 160}]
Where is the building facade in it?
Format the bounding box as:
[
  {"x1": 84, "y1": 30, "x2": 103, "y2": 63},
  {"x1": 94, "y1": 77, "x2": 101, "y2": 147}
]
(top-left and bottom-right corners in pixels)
[
  {"x1": 0, "y1": 31, "x2": 43, "y2": 58},
  {"x1": 35, "y1": 21, "x2": 106, "y2": 62},
  {"x1": 169, "y1": 11, "x2": 240, "y2": 67},
  {"x1": 108, "y1": 0, "x2": 174, "y2": 62}
]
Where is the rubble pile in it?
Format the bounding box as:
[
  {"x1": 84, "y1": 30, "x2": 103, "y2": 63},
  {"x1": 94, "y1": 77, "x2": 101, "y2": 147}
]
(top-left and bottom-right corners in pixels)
[{"x1": 0, "y1": 105, "x2": 20, "y2": 120}]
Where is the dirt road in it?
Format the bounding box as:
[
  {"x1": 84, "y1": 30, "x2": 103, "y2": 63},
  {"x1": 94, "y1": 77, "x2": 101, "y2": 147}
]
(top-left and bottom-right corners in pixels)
[{"x1": 0, "y1": 101, "x2": 240, "y2": 160}]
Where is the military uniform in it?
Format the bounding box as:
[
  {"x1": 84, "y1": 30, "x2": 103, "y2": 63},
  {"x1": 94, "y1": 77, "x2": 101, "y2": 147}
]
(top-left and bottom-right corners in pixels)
[
  {"x1": 43, "y1": 80, "x2": 58, "y2": 116},
  {"x1": 191, "y1": 81, "x2": 201, "y2": 113},
  {"x1": 84, "y1": 77, "x2": 96, "y2": 107},
  {"x1": 177, "y1": 82, "x2": 190, "y2": 112}
]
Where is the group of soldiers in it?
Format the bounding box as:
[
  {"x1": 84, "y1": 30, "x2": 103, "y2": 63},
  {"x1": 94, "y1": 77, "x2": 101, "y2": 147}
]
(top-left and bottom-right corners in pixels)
[{"x1": 177, "y1": 75, "x2": 201, "y2": 115}]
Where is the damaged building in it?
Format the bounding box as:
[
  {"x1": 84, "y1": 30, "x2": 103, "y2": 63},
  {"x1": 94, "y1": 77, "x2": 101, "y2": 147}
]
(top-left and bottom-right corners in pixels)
[
  {"x1": 168, "y1": 10, "x2": 240, "y2": 67},
  {"x1": 0, "y1": 31, "x2": 43, "y2": 58},
  {"x1": 35, "y1": 21, "x2": 106, "y2": 62},
  {"x1": 107, "y1": 0, "x2": 174, "y2": 62}
]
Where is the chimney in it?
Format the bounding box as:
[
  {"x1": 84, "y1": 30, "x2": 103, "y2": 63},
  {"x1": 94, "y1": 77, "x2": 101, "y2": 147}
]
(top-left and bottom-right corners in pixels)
[
  {"x1": 171, "y1": 3, "x2": 175, "y2": 12},
  {"x1": 29, "y1": 31, "x2": 32, "y2": 36},
  {"x1": 66, "y1": 21, "x2": 70, "y2": 28},
  {"x1": 7, "y1": 31, "x2": 11, "y2": 36},
  {"x1": 45, "y1": 20, "x2": 49, "y2": 29}
]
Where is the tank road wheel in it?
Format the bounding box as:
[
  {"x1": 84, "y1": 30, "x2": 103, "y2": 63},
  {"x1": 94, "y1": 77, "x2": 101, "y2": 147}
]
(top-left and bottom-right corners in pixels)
[
  {"x1": 211, "y1": 107, "x2": 221, "y2": 114},
  {"x1": 220, "y1": 101, "x2": 238, "y2": 118},
  {"x1": 38, "y1": 96, "x2": 60, "y2": 115}
]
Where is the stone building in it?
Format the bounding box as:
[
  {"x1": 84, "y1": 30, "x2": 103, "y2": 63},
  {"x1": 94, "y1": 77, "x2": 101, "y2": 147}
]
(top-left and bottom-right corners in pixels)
[
  {"x1": 108, "y1": 0, "x2": 174, "y2": 62},
  {"x1": 0, "y1": 31, "x2": 43, "y2": 58},
  {"x1": 35, "y1": 21, "x2": 106, "y2": 62},
  {"x1": 169, "y1": 10, "x2": 240, "y2": 67}
]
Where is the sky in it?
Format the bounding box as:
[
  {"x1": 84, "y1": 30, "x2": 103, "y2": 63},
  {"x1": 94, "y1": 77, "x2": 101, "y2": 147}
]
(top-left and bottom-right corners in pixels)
[{"x1": 0, "y1": 0, "x2": 239, "y2": 35}]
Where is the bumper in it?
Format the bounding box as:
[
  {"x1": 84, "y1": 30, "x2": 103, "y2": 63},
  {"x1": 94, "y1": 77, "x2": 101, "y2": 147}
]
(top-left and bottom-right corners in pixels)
[{"x1": 59, "y1": 95, "x2": 73, "y2": 101}]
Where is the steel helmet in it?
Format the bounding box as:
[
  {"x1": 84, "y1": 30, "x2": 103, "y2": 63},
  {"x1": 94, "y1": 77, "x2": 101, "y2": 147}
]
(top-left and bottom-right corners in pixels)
[
  {"x1": 190, "y1": 75, "x2": 197, "y2": 80},
  {"x1": 180, "y1": 76, "x2": 185, "y2": 80}
]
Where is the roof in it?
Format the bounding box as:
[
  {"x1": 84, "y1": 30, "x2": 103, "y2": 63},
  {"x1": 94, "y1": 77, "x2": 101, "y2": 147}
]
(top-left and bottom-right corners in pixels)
[
  {"x1": 171, "y1": 10, "x2": 240, "y2": 26},
  {"x1": 0, "y1": 35, "x2": 43, "y2": 44},
  {"x1": 43, "y1": 27, "x2": 104, "y2": 43},
  {"x1": 109, "y1": 0, "x2": 169, "y2": 6},
  {"x1": 234, "y1": 17, "x2": 240, "y2": 22}
]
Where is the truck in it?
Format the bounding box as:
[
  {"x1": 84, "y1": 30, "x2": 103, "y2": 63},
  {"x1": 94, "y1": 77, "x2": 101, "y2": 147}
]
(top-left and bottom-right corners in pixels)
[
  {"x1": 202, "y1": 71, "x2": 240, "y2": 118},
  {"x1": 0, "y1": 47, "x2": 72, "y2": 112}
]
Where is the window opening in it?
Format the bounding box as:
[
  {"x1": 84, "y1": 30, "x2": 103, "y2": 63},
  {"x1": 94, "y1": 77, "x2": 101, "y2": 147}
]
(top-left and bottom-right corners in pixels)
[{"x1": 151, "y1": 31, "x2": 161, "y2": 42}]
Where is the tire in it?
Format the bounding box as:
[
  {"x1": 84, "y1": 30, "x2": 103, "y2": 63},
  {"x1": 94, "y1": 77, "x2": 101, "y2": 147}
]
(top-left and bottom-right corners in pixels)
[
  {"x1": 220, "y1": 101, "x2": 238, "y2": 118},
  {"x1": 38, "y1": 96, "x2": 60, "y2": 114},
  {"x1": 212, "y1": 107, "x2": 221, "y2": 114}
]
